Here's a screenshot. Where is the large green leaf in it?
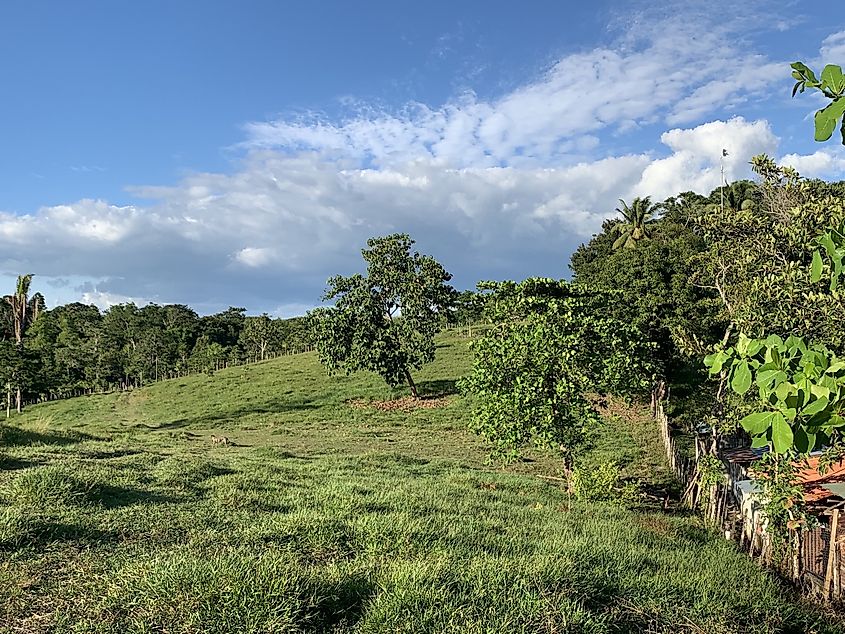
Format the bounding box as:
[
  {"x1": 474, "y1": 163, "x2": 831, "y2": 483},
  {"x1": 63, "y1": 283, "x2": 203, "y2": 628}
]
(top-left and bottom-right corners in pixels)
[
  {"x1": 740, "y1": 411, "x2": 775, "y2": 435},
  {"x1": 756, "y1": 368, "x2": 783, "y2": 390},
  {"x1": 821, "y1": 64, "x2": 845, "y2": 94},
  {"x1": 811, "y1": 250, "x2": 823, "y2": 283},
  {"x1": 731, "y1": 360, "x2": 752, "y2": 395},
  {"x1": 794, "y1": 427, "x2": 817, "y2": 454},
  {"x1": 802, "y1": 396, "x2": 830, "y2": 417},
  {"x1": 814, "y1": 98, "x2": 845, "y2": 142},
  {"x1": 771, "y1": 413, "x2": 794, "y2": 454}
]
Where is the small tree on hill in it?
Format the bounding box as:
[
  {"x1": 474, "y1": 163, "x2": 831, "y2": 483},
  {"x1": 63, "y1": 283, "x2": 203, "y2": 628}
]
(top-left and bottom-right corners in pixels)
[
  {"x1": 310, "y1": 234, "x2": 455, "y2": 397},
  {"x1": 461, "y1": 278, "x2": 655, "y2": 473}
]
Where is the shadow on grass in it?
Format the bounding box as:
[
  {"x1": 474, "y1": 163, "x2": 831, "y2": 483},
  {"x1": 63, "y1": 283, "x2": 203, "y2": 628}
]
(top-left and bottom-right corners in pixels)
[
  {"x1": 88, "y1": 482, "x2": 185, "y2": 508},
  {"x1": 0, "y1": 425, "x2": 101, "y2": 447},
  {"x1": 416, "y1": 379, "x2": 459, "y2": 397},
  {"x1": 0, "y1": 455, "x2": 43, "y2": 471},
  {"x1": 78, "y1": 448, "x2": 144, "y2": 460},
  {"x1": 0, "y1": 519, "x2": 121, "y2": 551},
  {"x1": 311, "y1": 572, "x2": 376, "y2": 631},
  {"x1": 136, "y1": 399, "x2": 325, "y2": 431}
]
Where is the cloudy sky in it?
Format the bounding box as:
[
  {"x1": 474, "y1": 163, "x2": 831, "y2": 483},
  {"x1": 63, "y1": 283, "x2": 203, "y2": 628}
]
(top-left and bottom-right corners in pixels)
[{"x1": 1, "y1": 0, "x2": 843, "y2": 315}]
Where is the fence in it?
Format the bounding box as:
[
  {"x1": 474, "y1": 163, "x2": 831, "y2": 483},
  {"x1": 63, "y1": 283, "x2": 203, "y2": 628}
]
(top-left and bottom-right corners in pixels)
[{"x1": 654, "y1": 384, "x2": 845, "y2": 602}]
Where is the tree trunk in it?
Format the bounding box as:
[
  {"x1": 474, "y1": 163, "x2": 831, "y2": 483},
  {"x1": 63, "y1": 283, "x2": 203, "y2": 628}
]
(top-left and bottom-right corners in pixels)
[
  {"x1": 5, "y1": 382, "x2": 10, "y2": 419},
  {"x1": 15, "y1": 386, "x2": 21, "y2": 414},
  {"x1": 404, "y1": 368, "x2": 419, "y2": 398}
]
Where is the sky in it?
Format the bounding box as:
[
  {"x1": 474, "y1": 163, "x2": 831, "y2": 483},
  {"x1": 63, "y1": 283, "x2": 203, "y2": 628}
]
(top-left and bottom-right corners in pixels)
[{"x1": 1, "y1": 0, "x2": 844, "y2": 316}]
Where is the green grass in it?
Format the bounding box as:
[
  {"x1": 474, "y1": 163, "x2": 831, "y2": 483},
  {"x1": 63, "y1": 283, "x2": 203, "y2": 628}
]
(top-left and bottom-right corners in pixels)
[{"x1": 0, "y1": 330, "x2": 840, "y2": 633}]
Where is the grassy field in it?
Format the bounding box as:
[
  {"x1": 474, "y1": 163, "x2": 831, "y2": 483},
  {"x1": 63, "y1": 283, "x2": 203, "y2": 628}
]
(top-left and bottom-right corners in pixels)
[{"x1": 0, "y1": 330, "x2": 841, "y2": 633}]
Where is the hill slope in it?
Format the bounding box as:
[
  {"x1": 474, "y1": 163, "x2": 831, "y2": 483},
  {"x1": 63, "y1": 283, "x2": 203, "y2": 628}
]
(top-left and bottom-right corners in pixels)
[{"x1": 0, "y1": 331, "x2": 840, "y2": 633}]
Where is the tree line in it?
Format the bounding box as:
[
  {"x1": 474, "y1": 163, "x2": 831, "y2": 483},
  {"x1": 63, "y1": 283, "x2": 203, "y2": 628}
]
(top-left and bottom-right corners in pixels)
[{"x1": 0, "y1": 290, "x2": 315, "y2": 414}]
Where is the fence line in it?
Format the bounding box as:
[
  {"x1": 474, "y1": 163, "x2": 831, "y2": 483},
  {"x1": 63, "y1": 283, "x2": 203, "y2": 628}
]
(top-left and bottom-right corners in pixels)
[{"x1": 653, "y1": 384, "x2": 845, "y2": 602}]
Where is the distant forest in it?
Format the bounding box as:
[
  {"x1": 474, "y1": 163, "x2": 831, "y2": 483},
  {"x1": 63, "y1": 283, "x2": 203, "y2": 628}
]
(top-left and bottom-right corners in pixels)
[
  {"x1": 0, "y1": 300, "x2": 316, "y2": 403},
  {"x1": 0, "y1": 281, "x2": 484, "y2": 410}
]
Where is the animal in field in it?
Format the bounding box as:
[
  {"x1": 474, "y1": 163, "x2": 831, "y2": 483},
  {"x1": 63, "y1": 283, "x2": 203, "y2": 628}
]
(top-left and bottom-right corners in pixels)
[{"x1": 210, "y1": 434, "x2": 231, "y2": 446}]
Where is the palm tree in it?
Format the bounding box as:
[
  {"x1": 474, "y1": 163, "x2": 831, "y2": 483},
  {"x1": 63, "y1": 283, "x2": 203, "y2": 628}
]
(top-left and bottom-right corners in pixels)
[
  {"x1": 611, "y1": 197, "x2": 659, "y2": 250},
  {"x1": 720, "y1": 181, "x2": 756, "y2": 213},
  {"x1": 3, "y1": 274, "x2": 44, "y2": 414}
]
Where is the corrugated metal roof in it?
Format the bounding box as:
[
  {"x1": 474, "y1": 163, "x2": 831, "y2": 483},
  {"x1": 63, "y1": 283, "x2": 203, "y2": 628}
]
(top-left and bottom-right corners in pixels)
[{"x1": 821, "y1": 483, "x2": 845, "y2": 498}]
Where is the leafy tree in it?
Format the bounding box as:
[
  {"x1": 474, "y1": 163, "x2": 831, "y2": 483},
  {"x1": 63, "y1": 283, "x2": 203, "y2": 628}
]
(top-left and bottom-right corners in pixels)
[
  {"x1": 240, "y1": 314, "x2": 276, "y2": 361},
  {"x1": 610, "y1": 196, "x2": 659, "y2": 250},
  {"x1": 791, "y1": 62, "x2": 845, "y2": 143},
  {"x1": 2, "y1": 275, "x2": 44, "y2": 412},
  {"x1": 460, "y1": 278, "x2": 655, "y2": 471},
  {"x1": 571, "y1": 198, "x2": 725, "y2": 377},
  {"x1": 310, "y1": 234, "x2": 455, "y2": 397}
]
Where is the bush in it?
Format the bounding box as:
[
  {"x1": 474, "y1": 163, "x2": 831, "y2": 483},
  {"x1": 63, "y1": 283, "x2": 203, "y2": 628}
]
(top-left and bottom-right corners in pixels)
[{"x1": 571, "y1": 460, "x2": 637, "y2": 503}]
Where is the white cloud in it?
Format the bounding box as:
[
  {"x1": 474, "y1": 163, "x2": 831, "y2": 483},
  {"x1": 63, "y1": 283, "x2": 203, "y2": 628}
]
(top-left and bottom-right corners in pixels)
[
  {"x1": 636, "y1": 117, "x2": 778, "y2": 198},
  {"x1": 0, "y1": 118, "x2": 777, "y2": 313},
  {"x1": 819, "y1": 31, "x2": 845, "y2": 66},
  {"x1": 0, "y1": 6, "x2": 825, "y2": 314},
  {"x1": 780, "y1": 150, "x2": 845, "y2": 178},
  {"x1": 243, "y1": 15, "x2": 784, "y2": 169},
  {"x1": 80, "y1": 290, "x2": 141, "y2": 310}
]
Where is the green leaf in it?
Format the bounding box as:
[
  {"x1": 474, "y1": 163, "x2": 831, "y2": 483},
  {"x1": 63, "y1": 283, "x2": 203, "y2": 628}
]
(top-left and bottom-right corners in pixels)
[
  {"x1": 747, "y1": 339, "x2": 764, "y2": 356},
  {"x1": 736, "y1": 333, "x2": 750, "y2": 356},
  {"x1": 814, "y1": 99, "x2": 845, "y2": 142},
  {"x1": 756, "y1": 369, "x2": 781, "y2": 390},
  {"x1": 827, "y1": 361, "x2": 845, "y2": 374},
  {"x1": 802, "y1": 396, "x2": 830, "y2": 417},
  {"x1": 811, "y1": 250, "x2": 824, "y2": 283},
  {"x1": 740, "y1": 411, "x2": 775, "y2": 435},
  {"x1": 794, "y1": 427, "x2": 817, "y2": 454},
  {"x1": 775, "y1": 382, "x2": 792, "y2": 403},
  {"x1": 751, "y1": 435, "x2": 769, "y2": 449},
  {"x1": 791, "y1": 61, "x2": 819, "y2": 85},
  {"x1": 821, "y1": 64, "x2": 845, "y2": 94},
  {"x1": 771, "y1": 413, "x2": 794, "y2": 454},
  {"x1": 731, "y1": 360, "x2": 752, "y2": 395}
]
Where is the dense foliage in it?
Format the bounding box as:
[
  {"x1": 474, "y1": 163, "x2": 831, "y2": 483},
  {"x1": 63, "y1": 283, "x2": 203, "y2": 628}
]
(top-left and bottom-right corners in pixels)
[
  {"x1": 310, "y1": 234, "x2": 455, "y2": 397},
  {"x1": 571, "y1": 193, "x2": 725, "y2": 376},
  {"x1": 705, "y1": 333, "x2": 845, "y2": 455},
  {"x1": 461, "y1": 278, "x2": 655, "y2": 468},
  {"x1": 0, "y1": 293, "x2": 313, "y2": 409}
]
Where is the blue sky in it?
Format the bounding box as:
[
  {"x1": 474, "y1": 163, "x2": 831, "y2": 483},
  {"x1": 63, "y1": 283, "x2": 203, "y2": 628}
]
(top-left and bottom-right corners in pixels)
[{"x1": 1, "y1": 0, "x2": 844, "y2": 314}]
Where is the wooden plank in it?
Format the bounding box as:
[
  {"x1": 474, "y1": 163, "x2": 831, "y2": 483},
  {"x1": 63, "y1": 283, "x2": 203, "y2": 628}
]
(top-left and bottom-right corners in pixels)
[{"x1": 825, "y1": 509, "x2": 839, "y2": 599}]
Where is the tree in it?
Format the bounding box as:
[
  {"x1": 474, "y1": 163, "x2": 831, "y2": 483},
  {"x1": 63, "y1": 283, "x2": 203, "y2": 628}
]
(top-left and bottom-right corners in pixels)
[
  {"x1": 571, "y1": 196, "x2": 725, "y2": 378},
  {"x1": 2, "y1": 275, "x2": 44, "y2": 412},
  {"x1": 610, "y1": 196, "x2": 659, "y2": 250},
  {"x1": 460, "y1": 278, "x2": 655, "y2": 472},
  {"x1": 309, "y1": 234, "x2": 455, "y2": 397},
  {"x1": 791, "y1": 62, "x2": 845, "y2": 144},
  {"x1": 240, "y1": 314, "x2": 276, "y2": 361}
]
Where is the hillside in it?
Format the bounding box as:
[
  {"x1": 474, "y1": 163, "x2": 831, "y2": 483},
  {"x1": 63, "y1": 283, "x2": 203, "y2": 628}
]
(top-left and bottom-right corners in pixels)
[{"x1": 0, "y1": 330, "x2": 840, "y2": 633}]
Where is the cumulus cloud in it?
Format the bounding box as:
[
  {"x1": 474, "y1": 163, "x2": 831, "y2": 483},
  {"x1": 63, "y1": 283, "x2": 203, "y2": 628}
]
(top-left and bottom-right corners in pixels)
[
  {"x1": 780, "y1": 150, "x2": 845, "y2": 179},
  {"x1": 244, "y1": 14, "x2": 784, "y2": 169},
  {"x1": 0, "y1": 117, "x2": 778, "y2": 313},
  {"x1": 0, "y1": 6, "x2": 823, "y2": 314},
  {"x1": 636, "y1": 118, "x2": 778, "y2": 197}
]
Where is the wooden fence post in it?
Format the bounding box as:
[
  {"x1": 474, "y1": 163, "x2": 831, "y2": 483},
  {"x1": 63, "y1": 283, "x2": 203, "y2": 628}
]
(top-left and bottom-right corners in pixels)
[{"x1": 825, "y1": 509, "x2": 840, "y2": 600}]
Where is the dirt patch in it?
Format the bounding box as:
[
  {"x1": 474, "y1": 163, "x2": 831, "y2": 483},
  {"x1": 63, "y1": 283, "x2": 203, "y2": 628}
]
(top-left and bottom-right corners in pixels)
[{"x1": 346, "y1": 395, "x2": 452, "y2": 412}]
